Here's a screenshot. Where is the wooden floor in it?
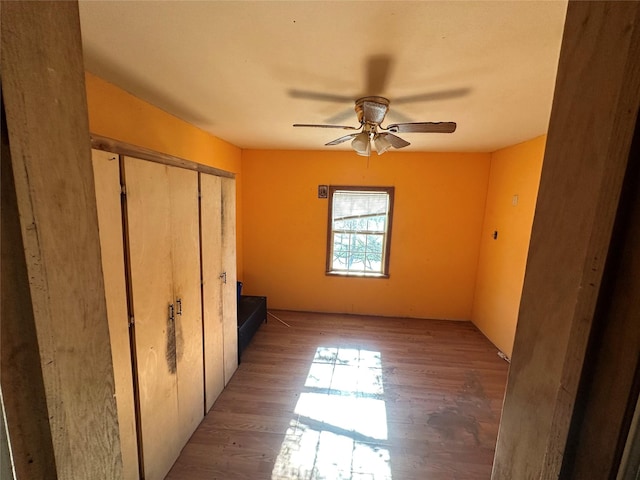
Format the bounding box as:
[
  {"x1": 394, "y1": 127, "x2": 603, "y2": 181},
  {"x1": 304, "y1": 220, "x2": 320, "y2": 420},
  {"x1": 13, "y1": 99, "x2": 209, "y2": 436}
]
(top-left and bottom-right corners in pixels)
[{"x1": 166, "y1": 311, "x2": 509, "y2": 480}]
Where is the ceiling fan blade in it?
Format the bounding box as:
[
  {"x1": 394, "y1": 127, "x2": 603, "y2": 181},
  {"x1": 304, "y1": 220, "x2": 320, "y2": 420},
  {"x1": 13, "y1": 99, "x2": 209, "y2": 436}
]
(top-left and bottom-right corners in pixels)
[
  {"x1": 325, "y1": 108, "x2": 358, "y2": 125},
  {"x1": 288, "y1": 89, "x2": 354, "y2": 103},
  {"x1": 293, "y1": 123, "x2": 359, "y2": 130},
  {"x1": 365, "y1": 54, "x2": 393, "y2": 95},
  {"x1": 381, "y1": 133, "x2": 410, "y2": 149},
  {"x1": 387, "y1": 122, "x2": 457, "y2": 134},
  {"x1": 393, "y1": 87, "x2": 470, "y2": 105},
  {"x1": 325, "y1": 133, "x2": 359, "y2": 146}
]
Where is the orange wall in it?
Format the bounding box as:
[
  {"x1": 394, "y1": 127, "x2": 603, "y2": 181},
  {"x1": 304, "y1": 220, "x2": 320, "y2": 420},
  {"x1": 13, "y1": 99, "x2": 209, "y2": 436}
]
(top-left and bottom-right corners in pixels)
[
  {"x1": 471, "y1": 135, "x2": 546, "y2": 357},
  {"x1": 241, "y1": 149, "x2": 491, "y2": 319},
  {"x1": 85, "y1": 71, "x2": 543, "y2": 341},
  {"x1": 84, "y1": 72, "x2": 245, "y2": 278}
]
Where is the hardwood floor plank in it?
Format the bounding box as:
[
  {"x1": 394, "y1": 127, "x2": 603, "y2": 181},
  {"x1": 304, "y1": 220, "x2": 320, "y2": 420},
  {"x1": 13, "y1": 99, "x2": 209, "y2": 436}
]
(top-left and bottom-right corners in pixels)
[{"x1": 166, "y1": 311, "x2": 508, "y2": 480}]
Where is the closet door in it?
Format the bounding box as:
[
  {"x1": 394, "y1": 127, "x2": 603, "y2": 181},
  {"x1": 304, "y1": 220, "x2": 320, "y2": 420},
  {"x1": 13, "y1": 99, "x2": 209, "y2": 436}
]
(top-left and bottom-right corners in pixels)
[
  {"x1": 125, "y1": 157, "x2": 179, "y2": 480},
  {"x1": 221, "y1": 177, "x2": 238, "y2": 384},
  {"x1": 91, "y1": 150, "x2": 139, "y2": 480},
  {"x1": 200, "y1": 173, "x2": 225, "y2": 411},
  {"x1": 168, "y1": 166, "x2": 204, "y2": 446}
]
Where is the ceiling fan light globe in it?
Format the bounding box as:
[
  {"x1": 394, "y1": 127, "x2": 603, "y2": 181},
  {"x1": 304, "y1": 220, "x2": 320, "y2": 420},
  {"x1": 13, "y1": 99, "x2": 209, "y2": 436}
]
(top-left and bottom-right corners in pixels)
[
  {"x1": 351, "y1": 132, "x2": 371, "y2": 156},
  {"x1": 374, "y1": 134, "x2": 393, "y2": 155}
]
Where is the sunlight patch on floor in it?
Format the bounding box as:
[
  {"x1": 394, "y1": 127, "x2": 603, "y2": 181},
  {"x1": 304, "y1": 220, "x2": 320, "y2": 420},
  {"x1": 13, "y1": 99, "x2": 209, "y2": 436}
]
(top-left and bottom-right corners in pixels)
[{"x1": 272, "y1": 347, "x2": 392, "y2": 480}]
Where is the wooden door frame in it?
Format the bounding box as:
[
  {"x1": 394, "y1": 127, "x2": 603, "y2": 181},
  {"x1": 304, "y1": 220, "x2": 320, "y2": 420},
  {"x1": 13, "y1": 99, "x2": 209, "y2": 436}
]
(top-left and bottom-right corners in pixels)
[
  {"x1": 1, "y1": 1, "x2": 123, "y2": 478},
  {"x1": 562, "y1": 103, "x2": 640, "y2": 479},
  {"x1": 492, "y1": 1, "x2": 640, "y2": 478}
]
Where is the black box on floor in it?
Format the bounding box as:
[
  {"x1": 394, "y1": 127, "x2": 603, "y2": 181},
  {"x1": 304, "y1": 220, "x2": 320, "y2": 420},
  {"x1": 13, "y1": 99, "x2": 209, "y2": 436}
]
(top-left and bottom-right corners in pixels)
[{"x1": 237, "y1": 295, "x2": 267, "y2": 363}]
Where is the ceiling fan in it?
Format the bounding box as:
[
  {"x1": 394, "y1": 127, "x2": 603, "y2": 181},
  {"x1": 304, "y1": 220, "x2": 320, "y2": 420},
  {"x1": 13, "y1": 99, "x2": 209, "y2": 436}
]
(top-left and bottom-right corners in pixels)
[
  {"x1": 291, "y1": 54, "x2": 462, "y2": 156},
  {"x1": 293, "y1": 96, "x2": 456, "y2": 156}
]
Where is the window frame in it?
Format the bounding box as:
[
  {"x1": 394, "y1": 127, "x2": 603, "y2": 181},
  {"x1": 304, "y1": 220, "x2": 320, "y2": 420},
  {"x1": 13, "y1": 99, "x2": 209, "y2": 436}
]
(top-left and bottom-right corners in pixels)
[{"x1": 325, "y1": 185, "x2": 394, "y2": 278}]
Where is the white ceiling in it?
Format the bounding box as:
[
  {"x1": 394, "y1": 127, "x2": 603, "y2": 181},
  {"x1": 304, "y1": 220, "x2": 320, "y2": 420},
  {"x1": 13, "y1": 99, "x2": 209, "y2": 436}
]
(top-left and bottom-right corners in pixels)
[{"x1": 78, "y1": 1, "x2": 567, "y2": 153}]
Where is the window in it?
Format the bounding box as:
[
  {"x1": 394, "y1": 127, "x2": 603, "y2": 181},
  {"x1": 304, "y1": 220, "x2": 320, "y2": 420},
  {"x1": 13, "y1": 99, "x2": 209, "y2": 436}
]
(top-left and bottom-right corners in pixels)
[{"x1": 326, "y1": 186, "x2": 394, "y2": 277}]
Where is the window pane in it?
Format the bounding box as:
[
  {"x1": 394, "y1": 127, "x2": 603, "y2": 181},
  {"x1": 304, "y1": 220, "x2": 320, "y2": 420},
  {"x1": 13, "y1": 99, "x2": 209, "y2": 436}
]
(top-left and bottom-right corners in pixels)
[
  {"x1": 332, "y1": 232, "x2": 348, "y2": 270},
  {"x1": 333, "y1": 233, "x2": 349, "y2": 252},
  {"x1": 367, "y1": 216, "x2": 385, "y2": 232},
  {"x1": 368, "y1": 234, "x2": 382, "y2": 253},
  {"x1": 364, "y1": 252, "x2": 382, "y2": 272},
  {"x1": 349, "y1": 257, "x2": 365, "y2": 271},
  {"x1": 332, "y1": 254, "x2": 347, "y2": 270}
]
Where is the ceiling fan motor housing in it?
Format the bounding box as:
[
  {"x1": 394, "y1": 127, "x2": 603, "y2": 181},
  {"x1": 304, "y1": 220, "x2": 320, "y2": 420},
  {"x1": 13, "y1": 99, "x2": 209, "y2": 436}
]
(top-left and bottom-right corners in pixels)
[{"x1": 355, "y1": 96, "x2": 390, "y2": 125}]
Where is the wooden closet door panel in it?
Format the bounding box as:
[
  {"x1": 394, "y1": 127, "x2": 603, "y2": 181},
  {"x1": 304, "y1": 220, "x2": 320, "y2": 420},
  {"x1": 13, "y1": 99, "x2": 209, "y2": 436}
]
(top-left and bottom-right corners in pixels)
[
  {"x1": 91, "y1": 150, "x2": 139, "y2": 480},
  {"x1": 221, "y1": 177, "x2": 238, "y2": 384},
  {"x1": 167, "y1": 166, "x2": 204, "y2": 446},
  {"x1": 200, "y1": 173, "x2": 224, "y2": 412},
  {"x1": 124, "y1": 157, "x2": 178, "y2": 480}
]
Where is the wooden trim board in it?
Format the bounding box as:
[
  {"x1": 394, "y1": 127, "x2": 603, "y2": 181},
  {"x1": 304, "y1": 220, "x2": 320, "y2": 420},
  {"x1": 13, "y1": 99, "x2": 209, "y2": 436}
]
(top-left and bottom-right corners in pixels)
[
  {"x1": 1, "y1": 95, "x2": 57, "y2": 480},
  {"x1": 91, "y1": 134, "x2": 235, "y2": 179}
]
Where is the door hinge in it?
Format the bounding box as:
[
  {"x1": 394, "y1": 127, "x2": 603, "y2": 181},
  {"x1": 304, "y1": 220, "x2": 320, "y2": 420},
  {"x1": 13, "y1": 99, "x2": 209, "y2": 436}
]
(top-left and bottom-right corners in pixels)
[
  {"x1": 128, "y1": 316, "x2": 135, "y2": 327},
  {"x1": 121, "y1": 184, "x2": 127, "y2": 196}
]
